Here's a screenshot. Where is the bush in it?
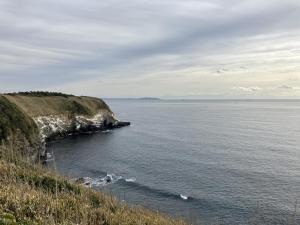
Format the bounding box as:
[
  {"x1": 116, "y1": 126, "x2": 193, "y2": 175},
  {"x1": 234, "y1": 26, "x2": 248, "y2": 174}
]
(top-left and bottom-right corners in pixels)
[{"x1": 5, "y1": 92, "x2": 73, "y2": 98}]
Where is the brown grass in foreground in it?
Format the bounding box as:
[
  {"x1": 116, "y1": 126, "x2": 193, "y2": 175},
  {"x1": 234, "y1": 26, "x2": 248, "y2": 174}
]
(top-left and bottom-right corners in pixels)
[{"x1": 0, "y1": 145, "x2": 188, "y2": 225}]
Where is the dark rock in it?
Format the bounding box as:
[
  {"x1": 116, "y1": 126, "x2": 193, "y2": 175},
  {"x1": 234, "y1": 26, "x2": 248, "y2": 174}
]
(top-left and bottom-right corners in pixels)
[
  {"x1": 113, "y1": 121, "x2": 131, "y2": 128},
  {"x1": 105, "y1": 176, "x2": 112, "y2": 183}
]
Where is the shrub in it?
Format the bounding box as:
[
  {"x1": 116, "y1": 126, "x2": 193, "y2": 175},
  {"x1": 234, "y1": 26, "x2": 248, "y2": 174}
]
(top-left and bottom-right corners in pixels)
[{"x1": 5, "y1": 92, "x2": 73, "y2": 98}]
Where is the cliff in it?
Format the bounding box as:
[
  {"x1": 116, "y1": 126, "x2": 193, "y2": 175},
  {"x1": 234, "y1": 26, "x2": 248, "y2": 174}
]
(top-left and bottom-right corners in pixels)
[{"x1": 0, "y1": 92, "x2": 129, "y2": 161}]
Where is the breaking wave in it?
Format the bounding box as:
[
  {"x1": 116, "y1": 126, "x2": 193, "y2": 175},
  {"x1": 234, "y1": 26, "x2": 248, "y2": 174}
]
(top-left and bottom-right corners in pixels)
[
  {"x1": 119, "y1": 179, "x2": 193, "y2": 202},
  {"x1": 78, "y1": 173, "x2": 122, "y2": 187},
  {"x1": 77, "y1": 171, "x2": 193, "y2": 202},
  {"x1": 125, "y1": 177, "x2": 136, "y2": 182}
]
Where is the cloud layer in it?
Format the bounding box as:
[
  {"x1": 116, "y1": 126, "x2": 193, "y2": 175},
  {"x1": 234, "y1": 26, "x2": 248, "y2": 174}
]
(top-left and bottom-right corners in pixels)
[{"x1": 0, "y1": 0, "x2": 300, "y2": 98}]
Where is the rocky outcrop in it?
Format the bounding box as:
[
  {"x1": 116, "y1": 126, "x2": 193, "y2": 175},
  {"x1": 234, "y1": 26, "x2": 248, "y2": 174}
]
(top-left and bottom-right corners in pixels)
[
  {"x1": 34, "y1": 112, "x2": 118, "y2": 141},
  {"x1": 34, "y1": 112, "x2": 130, "y2": 160}
]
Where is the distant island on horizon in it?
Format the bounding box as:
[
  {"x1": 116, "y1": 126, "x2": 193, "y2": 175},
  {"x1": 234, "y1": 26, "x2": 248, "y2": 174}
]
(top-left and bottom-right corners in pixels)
[
  {"x1": 104, "y1": 97, "x2": 300, "y2": 102},
  {"x1": 104, "y1": 97, "x2": 161, "y2": 100}
]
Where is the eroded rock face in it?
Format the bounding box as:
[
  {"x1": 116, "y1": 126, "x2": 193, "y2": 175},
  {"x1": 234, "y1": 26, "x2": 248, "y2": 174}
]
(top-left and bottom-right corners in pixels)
[
  {"x1": 34, "y1": 112, "x2": 118, "y2": 142},
  {"x1": 33, "y1": 112, "x2": 119, "y2": 160}
]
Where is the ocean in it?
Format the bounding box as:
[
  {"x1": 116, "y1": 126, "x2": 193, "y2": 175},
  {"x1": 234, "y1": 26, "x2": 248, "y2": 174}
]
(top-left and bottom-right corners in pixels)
[{"x1": 47, "y1": 99, "x2": 300, "y2": 224}]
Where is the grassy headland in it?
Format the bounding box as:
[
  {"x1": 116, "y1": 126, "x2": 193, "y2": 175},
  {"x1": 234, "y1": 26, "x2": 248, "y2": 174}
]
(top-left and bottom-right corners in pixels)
[
  {"x1": 4, "y1": 93, "x2": 112, "y2": 117},
  {"x1": 0, "y1": 92, "x2": 115, "y2": 160}
]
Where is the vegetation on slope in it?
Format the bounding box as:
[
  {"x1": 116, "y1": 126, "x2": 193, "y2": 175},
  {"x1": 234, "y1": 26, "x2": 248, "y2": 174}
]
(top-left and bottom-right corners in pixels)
[
  {"x1": 4, "y1": 94, "x2": 112, "y2": 117},
  {"x1": 0, "y1": 92, "x2": 115, "y2": 156},
  {"x1": 0, "y1": 146, "x2": 187, "y2": 225},
  {"x1": 5, "y1": 91, "x2": 74, "y2": 98},
  {"x1": 0, "y1": 96, "x2": 39, "y2": 145}
]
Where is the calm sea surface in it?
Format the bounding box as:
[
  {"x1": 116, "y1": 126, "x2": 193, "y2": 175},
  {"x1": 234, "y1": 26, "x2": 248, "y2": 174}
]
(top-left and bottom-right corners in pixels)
[{"x1": 47, "y1": 100, "x2": 300, "y2": 224}]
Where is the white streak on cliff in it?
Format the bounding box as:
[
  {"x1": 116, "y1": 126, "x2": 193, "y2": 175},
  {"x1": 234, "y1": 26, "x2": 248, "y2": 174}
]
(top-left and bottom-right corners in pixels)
[{"x1": 34, "y1": 112, "x2": 117, "y2": 141}]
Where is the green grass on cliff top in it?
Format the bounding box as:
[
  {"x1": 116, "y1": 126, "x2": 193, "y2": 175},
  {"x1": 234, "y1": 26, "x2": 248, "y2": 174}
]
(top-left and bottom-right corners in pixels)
[{"x1": 2, "y1": 92, "x2": 112, "y2": 117}]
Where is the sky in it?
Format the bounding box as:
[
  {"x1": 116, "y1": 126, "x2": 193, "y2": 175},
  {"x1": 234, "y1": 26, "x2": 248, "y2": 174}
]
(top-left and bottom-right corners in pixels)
[{"x1": 0, "y1": 0, "x2": 300, "y2": 98}]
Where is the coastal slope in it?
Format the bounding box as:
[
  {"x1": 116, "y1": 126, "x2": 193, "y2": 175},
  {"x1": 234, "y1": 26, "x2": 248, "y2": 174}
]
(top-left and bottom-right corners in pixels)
[
  {"x1": 0, "y1": 92, "x2": 125, "y2": 160},
  {"x1": 0, "y1": 92, "x2": 186, "y2": 225}
]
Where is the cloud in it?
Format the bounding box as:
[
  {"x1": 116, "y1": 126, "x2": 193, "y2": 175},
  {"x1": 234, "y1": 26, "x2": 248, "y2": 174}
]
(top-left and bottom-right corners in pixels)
[
  {"x1": 232, "y1": 86, "x2": 262, "y2": 92},
  {"x1": 278, "y1": 85, "x2": 300, "y2": 90},
  {"x1": 0, "y1": 0, "x2": 299, "y2": 97}
]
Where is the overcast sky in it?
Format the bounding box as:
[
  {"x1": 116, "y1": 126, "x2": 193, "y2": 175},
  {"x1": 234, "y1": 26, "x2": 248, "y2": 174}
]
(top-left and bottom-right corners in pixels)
[{"x1": 0, "y1": 0, "x2": 300, "y2": 98}]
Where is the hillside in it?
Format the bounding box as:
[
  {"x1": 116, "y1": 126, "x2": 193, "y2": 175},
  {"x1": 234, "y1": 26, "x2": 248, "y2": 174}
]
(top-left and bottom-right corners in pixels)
[
  {"x1": 0, "y1": 92, "x2": 186, "y2": 225},
  {"x1": 0, "y1": 95, "x2": 41, "y2": 160},
  {"x1": 0, "y1": 92, "x2": 122, "y2": 160}
]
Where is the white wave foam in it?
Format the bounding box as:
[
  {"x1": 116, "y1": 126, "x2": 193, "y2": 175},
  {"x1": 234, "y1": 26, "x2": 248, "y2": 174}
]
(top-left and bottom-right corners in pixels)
[
  {"x1": 81, "y1": 177, "x2": 97, "y2": 187},
  {"x1": 46, "y1": 152, "x2": 52, "y2": 159},
  {"x1": 79, "y1": 173, "x2": 122, "y2": 187},
  {"x1": 102, "y1": 129, "x2": 112, "y2": 133},
  {"x1": 45, "y1": 152, "x2": 54, "y2": 161},
  {"x1": 180, "y1": 194, "x2": 188, "y2": 200},
  {"x1": 125, "y1": 177, "x2": 136, "y2": 182},
  {"x1": 105, "y1": 173, "x2": 123, "y2": 183}
]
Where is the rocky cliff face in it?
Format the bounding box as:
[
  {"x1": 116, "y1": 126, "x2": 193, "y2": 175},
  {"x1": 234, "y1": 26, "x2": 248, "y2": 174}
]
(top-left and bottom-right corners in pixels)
[
  {"x1": 33, "y1": 111, "x2": 120, "y2": 159},
  {"x1": 0, "y1": 93, "x2": 129, "y2": 161},
  {"x1": 34, "y1": 111, "x2": 118, "y2": 141}
]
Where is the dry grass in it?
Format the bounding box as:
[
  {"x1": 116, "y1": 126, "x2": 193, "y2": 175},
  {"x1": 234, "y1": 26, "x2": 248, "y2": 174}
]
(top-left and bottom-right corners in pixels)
[
  {"x1": 4, "y1": 95, "x2": 112, "y2": 117},
  {"x1": 0, "y1": 145, "x2": 188, "y2": 225}
]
